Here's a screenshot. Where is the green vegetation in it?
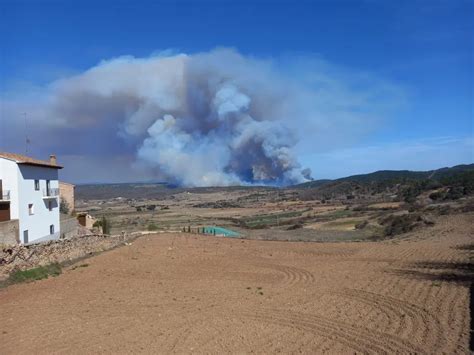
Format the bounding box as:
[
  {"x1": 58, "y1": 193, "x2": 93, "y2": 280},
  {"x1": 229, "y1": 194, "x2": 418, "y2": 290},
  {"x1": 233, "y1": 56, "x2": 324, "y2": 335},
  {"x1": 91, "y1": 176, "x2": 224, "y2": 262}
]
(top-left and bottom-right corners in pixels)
[
  {"x1": 239, "y1": 209, "x2": 311, "y2": 229},
  {"x1": 400, "y1": 172, "x2": 474, "y2": 203},
  {"x1": 147, "y1": 223, "x2": 158, "y2": 231},
  {"x1": 59, "y1": 198, "x2": 70, "y2": 214},
  {"x1": 295, "y1": 164, "x2": 474, "y2": 202},
  {"x1": 381, "y1": 214, "x2": 419, "y2": 237},
  {"x1": 324, "y1": 209, "x2": 353, "y2": 219},
  {"x1": 322, "y1": 219, "x2": 356, "y2": 228},
  {"x1": 355, "y1": 220, "x2": 369, "y2": 230},
  {"x1": 93, "y1": 216, "x2": 111, "y2": 234},
  {"x1": 9, "y1": 263, "x2": 62, "y2": 284},
  {"x1": 378, "y1": 212, "x2": 434, "y2": 238}
]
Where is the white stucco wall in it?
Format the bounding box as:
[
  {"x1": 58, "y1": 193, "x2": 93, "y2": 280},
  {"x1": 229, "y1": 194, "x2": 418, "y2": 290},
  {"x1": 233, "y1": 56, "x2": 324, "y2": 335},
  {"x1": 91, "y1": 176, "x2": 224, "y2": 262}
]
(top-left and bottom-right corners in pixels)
[
  {"x1": 1, "y1": 157, "x2": 61, "y2": 243},
  {"x1": 17, "y1": 165, "x2": 60, "y2": 243},
  {"x1": 0, "y1": 158, "x2": 19, "y2": 219}
]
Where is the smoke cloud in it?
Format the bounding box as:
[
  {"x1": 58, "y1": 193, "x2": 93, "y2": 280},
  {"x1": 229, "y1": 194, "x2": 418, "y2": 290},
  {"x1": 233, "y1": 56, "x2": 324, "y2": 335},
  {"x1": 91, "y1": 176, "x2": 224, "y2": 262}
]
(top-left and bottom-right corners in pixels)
[{"x1": 0, "y1": 48, "x2": 405, "y2": 185}]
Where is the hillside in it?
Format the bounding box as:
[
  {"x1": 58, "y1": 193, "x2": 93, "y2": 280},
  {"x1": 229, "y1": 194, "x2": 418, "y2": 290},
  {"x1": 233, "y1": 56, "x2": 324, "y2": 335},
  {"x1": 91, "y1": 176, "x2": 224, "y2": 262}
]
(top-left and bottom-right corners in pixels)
[
  {"x1": 76, "y1": 164, "x2": 474, "y2": 202},
  {"x1": 296, "y1": 164, "x2": 474, "y2": 189},
  {"x1": 294, "y1": 164, "x2": 474, "y2": 202}
]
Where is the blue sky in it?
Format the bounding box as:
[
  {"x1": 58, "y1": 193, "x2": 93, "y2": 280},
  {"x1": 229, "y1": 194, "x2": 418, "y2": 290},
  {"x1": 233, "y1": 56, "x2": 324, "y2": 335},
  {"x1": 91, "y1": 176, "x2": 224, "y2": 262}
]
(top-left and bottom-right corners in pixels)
[{"x1": 0, "y1": 0, "x2": 472, "y2": 183}]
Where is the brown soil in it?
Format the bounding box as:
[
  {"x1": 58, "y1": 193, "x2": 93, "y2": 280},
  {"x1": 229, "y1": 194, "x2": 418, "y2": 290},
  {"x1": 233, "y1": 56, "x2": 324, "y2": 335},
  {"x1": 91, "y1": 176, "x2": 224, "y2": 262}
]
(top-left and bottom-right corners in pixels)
[{"x1": 1, "y1": 213, "x2": 472, "y2": 354}]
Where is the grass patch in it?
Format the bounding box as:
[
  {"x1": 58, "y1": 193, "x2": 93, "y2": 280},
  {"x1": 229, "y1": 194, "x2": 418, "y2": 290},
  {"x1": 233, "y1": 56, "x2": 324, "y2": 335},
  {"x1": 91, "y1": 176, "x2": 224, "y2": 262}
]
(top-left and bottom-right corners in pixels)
[
  {"x1": 147, "y1": 223, "x2": 158, "y2": 231},
  {"x1": 240, "y1": 209, "x2": 311, "y2": 229},
  {"x1": 324, "y1": 209, "x2": 354, "y2": 219},
  {"x1": 9, "y1": 263, "x2": 62, "y2": 284},
  {"x1": 323, "y1": 219, "x2": 360, "y2": 229}
]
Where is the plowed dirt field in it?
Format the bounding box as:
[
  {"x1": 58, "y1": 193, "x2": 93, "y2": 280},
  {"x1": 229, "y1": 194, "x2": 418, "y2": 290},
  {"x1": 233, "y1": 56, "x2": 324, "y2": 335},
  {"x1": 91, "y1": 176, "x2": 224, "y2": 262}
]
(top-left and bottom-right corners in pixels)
[{"x1": 1, "y1": 213, "x2": 472, "y2": 354}]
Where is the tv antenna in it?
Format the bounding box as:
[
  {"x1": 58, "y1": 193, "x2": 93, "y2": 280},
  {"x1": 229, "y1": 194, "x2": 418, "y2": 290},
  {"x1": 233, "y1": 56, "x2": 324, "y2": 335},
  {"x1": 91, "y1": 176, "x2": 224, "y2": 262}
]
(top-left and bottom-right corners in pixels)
[{"x1": 24, "y1": 112, "x2": 30, "y2": 155}]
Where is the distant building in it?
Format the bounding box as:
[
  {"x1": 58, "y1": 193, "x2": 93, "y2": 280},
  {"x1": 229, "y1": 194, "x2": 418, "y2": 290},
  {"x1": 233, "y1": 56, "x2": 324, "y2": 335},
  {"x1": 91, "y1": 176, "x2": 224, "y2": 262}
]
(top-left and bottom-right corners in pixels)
[
  {"x1": 0, "y1": 152, "x2": 62, "y2": 244},
  {"x1": 77, "y1": 213, "x2": 97, "y2": 230},
  {"x1": 59, "y1": 181, "x2": 75, "y2": 214}
]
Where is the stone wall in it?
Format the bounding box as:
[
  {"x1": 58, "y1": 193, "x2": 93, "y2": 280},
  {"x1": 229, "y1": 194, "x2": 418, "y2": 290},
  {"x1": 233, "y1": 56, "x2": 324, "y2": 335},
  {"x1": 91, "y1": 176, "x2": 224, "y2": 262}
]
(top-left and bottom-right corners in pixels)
[
  {"x1": 59, "y1": 182, "x2": 75, "y2": 214},
  {"x1": 60, "y1": 216, "x2": 87, "y2": 239},
  {"x1": 0, "y1": 232, "x2": 140, "y2": 280},
  {"x1": 0, "y1": 219, "x2": 19, "y2": 245}
]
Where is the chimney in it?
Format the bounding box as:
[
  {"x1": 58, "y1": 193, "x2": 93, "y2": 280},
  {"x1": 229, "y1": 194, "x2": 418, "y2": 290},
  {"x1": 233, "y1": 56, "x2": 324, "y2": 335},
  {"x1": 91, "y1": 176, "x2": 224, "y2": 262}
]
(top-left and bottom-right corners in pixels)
[{"x1": 50, "y1": 154, "x2": 57, "y2": 165}]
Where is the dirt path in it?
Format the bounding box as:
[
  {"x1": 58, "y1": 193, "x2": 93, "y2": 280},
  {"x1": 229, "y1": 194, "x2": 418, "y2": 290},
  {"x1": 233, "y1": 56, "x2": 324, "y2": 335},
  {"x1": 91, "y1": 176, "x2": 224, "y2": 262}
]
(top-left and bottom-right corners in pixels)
[{"x1": 1, "y1": 213, "x2": 472, "y2": 354}]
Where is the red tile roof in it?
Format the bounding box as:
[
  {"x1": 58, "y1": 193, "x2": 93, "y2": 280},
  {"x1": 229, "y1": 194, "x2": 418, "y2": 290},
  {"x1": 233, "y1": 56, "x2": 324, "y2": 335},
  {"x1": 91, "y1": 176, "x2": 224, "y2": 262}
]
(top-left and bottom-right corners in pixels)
[{"x1": 0, "y1": 152, "x2": 63, "y2": 169}]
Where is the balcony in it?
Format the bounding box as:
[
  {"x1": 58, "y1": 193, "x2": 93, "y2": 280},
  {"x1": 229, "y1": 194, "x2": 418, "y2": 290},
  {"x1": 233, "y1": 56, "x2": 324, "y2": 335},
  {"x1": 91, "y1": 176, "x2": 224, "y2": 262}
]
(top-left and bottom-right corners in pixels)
[
  {"x1": 43, "y1": 188, "x2": 60, "y2": 199},
  {"x1": 0, "y1": 190, "x2": 10, "y2": 202}
]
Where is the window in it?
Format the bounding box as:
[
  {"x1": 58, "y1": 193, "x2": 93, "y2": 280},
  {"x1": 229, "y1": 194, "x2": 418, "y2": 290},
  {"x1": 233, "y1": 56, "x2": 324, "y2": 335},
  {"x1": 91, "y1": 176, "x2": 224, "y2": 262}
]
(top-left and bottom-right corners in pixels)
[
  {"x1": 50, "y1": 224, "x2": 55, "y2": 234},
  {"x1": 23, "y1": 230, "x2": 29, "y2": 244},
  {"x1": 34, "y1": 180, "x2": 40, "y2": 191},
  {"x1": 48, "y1": 201, "x2": 53, "y2": 211},
  {"x1": 28, "y1": 203, "x2": 34, "y2": 215}
]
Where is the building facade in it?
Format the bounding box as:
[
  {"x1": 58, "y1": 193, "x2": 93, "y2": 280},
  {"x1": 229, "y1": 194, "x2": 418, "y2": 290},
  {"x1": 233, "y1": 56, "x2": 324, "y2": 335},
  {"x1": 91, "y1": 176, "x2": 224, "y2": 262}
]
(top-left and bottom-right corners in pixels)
[
  {"x1": 59, "y1": 181, "x2": 75, "y2": 215},
  {"x1": 0, "y1": 152, "x2": 63, "y2": 244}
]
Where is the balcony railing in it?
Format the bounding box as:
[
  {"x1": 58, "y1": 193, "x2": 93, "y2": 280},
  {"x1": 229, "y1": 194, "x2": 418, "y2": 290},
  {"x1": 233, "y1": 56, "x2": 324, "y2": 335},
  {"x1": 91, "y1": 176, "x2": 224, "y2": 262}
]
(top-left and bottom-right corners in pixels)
[
  {"x1": 43, "y1": 188, "x2": 60, "y2": 198},
  {"x1": 0, "y1": 190, "x2": 10, "y2": 201}
]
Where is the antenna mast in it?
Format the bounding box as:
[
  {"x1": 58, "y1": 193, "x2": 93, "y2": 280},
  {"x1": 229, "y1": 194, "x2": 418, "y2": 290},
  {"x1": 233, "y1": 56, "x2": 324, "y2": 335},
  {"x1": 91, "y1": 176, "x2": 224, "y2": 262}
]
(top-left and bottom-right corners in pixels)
[{"x1": 24, "y1": 112, "x2": 30, "y2": 155}]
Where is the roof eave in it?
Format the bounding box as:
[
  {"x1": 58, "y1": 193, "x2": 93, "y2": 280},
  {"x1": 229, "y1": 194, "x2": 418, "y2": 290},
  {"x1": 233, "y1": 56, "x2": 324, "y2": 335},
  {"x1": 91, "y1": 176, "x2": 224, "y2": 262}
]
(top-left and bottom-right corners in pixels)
[{"x1": 17, "y1": 162, "x2": 63, "y2": 169}]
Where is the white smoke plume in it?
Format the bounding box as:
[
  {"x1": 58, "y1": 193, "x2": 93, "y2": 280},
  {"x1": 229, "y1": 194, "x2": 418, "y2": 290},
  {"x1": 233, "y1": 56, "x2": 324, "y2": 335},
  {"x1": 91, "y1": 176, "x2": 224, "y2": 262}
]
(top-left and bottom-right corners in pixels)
[
  {"x1": 42, "y1": 49, "x2": 309, "y2": 186},
  {"x1": 1, "y1": 48, "x2": 405, "y2": 185}
]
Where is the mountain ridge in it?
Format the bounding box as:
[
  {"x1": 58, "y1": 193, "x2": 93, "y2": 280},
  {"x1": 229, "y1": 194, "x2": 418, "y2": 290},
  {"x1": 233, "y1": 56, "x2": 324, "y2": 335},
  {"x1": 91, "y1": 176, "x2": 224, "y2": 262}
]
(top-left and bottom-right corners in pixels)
[{"x1": 294, "y1": 163, "x2": 474, "y2": 189}]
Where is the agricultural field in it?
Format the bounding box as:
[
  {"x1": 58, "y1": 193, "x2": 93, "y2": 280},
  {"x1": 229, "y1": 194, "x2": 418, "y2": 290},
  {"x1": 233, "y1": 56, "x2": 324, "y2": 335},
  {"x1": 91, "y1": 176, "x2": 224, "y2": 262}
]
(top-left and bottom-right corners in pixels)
[
  {"x1": 0, "y1": 211, "x2": 472, "y2": 353},
  {"x1": 75, "y1": 181, "x2": 474, "y2": 244},
  {"x1": 2, "y1": 166, "x2": 471, "y2": 353}
]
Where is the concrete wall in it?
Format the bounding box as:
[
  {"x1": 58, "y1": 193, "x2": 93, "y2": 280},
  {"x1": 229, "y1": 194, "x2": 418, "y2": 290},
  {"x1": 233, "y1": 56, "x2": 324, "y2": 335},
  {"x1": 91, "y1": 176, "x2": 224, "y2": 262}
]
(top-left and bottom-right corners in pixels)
[
  {"x1": 0, "y1": 219, "x2": 19, "y2": 245},
  {"x1": 59, "y1": 182, "x2": 75, "y2": 214},
  {"x1": 60, "y1": 217, "x2": 81, "y2": 239},
  {"x1": 17, "y1": 165, "x2": 60, "y2": 243}
]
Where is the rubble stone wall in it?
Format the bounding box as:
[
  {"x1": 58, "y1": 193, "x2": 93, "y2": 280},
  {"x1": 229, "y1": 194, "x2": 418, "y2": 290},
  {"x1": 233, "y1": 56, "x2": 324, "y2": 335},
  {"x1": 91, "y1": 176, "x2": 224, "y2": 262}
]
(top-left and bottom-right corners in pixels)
[
  {"x1": 0, "y1": 219, "x2": 19, "y2": 245},
  {"x1": 0, "y1": 232, "x2": 139, "y2": 280}
]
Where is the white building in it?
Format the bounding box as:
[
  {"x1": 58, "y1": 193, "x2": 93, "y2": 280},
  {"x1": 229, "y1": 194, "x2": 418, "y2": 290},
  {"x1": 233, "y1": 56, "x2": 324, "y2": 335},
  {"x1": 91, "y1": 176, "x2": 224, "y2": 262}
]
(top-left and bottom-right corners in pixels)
[{"x1": 0, "y1": 152, "x2": 62, "y2": 244}]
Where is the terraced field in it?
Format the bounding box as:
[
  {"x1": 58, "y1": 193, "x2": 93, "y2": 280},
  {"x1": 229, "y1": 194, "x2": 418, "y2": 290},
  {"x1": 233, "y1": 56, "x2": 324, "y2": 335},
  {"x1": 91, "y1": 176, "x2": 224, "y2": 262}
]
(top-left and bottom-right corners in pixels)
[{"x1": 0, "y1": 213, "x2": 472, "y2": 354}]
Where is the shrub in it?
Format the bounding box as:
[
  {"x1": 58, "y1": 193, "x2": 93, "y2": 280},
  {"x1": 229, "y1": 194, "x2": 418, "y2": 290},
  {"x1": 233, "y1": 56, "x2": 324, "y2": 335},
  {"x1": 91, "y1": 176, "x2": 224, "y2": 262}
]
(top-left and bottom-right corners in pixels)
[
  {"x1": 401, "y1": 185, "x2": 422, "y2": 203},
  {"x1": 287, "y1": 223, "x2": 303, "y2": 230},
  {"x1": 382, "y1": 215, "x2": 417, "y2": 236},
  {"x1": 380, "y1": 213, "x2": 423, "y2": 237},
  {"x1": 445, "y1": 186, "x2": 464, "y2": 200},
  {"x1": 355, "y1": 220, "x2": 368, "y2": 230},
  {"x1": 59, "y1": 198, "x2": 70, "y2": 214},
  {"x1": 437, "y1": 205, "x2": 451, "y2": 215},
  {"x1": 148, "y1": 223, "x2": 158, "y2": 231},
  {"x1": 429, "y1": 191, "x2": 444, "y2": 201},
  {"x1": 93, "y1": 216, "x2": 111, "y2": 234}
]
